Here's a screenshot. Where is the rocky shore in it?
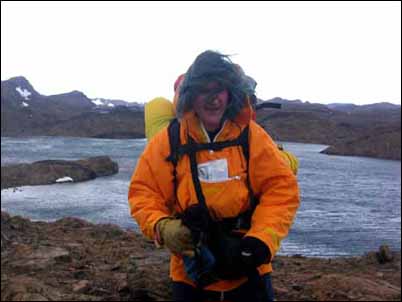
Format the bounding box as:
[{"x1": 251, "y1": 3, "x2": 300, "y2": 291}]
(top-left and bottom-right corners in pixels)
[
  {"x1": 1, "y1": 156, "x2": 119, "y2": 189},
  {"x1": 1, "y1": 212, "x2": 400, "y2": 301},
  {"x1": 320, "y1": 128, "x2": 401, "y2": 160}
]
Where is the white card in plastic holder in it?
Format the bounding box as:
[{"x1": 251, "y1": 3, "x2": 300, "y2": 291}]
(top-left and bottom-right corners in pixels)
[{"x1": 197, "y1": 159, "x2": 229, "y2": 182}]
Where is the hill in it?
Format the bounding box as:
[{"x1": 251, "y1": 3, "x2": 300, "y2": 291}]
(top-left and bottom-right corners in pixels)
[
  {"x1": 1, "y1": 77, "x2": 400, "y2": 159},
  {"x1": 1, "y1": 77, "x2": 144, "y2": 138},
  {"x1": 256, "y1": 98, "x2": 401, "y2": 160}
]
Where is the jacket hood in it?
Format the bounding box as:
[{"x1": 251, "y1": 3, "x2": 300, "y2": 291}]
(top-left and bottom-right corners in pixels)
[{"x1": 175, "y1": 51, "x2": 255, "y2": 125}]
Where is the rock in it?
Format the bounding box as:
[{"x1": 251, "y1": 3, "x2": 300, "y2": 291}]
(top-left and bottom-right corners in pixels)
[
  {"x1": 1, "y1": 211, "x2": 401, "y2": 301},
  {"x1": 1, "y1": 156, "x2": 118, "y2": 189},
  {"x1": 72, "y1": 280, "x2": 90, "y2": 293},
  {"x1": 320, "y1": 129, "x2": 401, "y2": 160},
  {"x1": 292, "y1": 284, "x2": 303, "y2": 291},
  {"x1": 308, "y1": 274, "x2": 401, "y2": 301},
  {"x1": 28, "y1": 246, "x2": 70, "y2": 261},
  {"x1": 73, "y1": 270, "x2": 91, "y2": 280},
  {"x1": 273, "y1": 286, "x2": 289, "y2": 295},
  {"x1": 10, "y1": 246, "x2": 70, "y2": 270},
  {"x1": 377, "y1": 245, "x2": 394, "y2": 264},
  {"x1": 2, "y1": 276, "x2": 62, "y2": 301},
  {"x1": 76, "y1": 156, "x2": 119, "y2": 177},
  {"x1": 366, "y1": 251, "x2": 379, "y2": 264},
  {"x1": 126, "y1": 253, "x2": 172, "y2": 301}
]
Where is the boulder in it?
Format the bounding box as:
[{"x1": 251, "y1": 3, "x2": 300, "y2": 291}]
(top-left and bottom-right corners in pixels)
[
  {"x1": 377, "y1": 245, "x2": 394, "y2": 264},
  {"x1": 1, "y1": 156, "x2": 118, "y2": 189}
]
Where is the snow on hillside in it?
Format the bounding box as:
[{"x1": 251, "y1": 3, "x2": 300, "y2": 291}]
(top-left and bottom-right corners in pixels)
[{"x1": 16, "y1": 86, "x2": 32, "y2": 100}]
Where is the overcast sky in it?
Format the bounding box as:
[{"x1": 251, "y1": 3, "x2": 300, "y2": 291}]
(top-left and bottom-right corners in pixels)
[{"x1": 1, "y1": 1, "x2": 401, "y2": 105}]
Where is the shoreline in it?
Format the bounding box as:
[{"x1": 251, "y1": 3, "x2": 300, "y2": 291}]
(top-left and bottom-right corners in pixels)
[
  {"x1": 1, "y1": 206, "x2": 399, "y2": 260},
  {"x1": 2, "y1": 135, "x2": 400, "y2": 161}
]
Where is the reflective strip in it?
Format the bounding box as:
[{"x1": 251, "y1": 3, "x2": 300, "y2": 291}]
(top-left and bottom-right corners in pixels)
[{"x1": 241, "y1": 251, "x2": 252, "y2": 257}]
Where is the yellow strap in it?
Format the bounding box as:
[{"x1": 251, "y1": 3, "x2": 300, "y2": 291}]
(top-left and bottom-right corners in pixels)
[{"x1": 280, "y1": 150, "x2": 299, "y2": 175}]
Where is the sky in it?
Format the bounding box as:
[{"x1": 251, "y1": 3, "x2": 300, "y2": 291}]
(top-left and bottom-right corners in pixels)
[{"x1": 1, "y1": 1, "x2": 401, "y2": 105}]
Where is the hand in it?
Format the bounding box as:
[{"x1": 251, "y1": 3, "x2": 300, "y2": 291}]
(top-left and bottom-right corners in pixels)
[
  {"x1": 156, "y1": 218, "x2": 194, "y2": 255},
  {"x1": 240, "y1": 236, "x2": 271, "y2": 270}
]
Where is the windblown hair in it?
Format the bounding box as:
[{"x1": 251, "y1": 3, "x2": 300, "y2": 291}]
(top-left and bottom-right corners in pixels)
[{"x1": 176, "y1": 50, "x2": 255, "y2": 121}]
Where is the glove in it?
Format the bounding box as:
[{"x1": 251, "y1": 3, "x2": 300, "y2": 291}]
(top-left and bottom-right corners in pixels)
[
  {"x1": 156, "y1": 218, "x2": 194, "y2": 255},
  {"x1": 239, "y1": 236, "x2": 271, "y2": 271}
]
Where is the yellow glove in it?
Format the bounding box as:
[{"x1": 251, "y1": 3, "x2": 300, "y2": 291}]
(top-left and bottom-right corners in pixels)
[{"x1": 156, "y1": 218, "x2": 194, "y2": 255}]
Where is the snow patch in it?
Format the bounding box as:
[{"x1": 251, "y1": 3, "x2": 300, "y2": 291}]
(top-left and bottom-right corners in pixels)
[
  {"x1": 107, "y1": 103, "x2": 115, "y2": 107},
  {"x1": 16, "y1": 86, "x2": 32, "y2": 100},
  {"x1": 21, "y1": 102, "x2": 29, "y2": 107},
  {"x1": 92, "y1": 99, "x2": 104, "y2": 106},
  {"x1": 55, "y1": 177, "x2": 74, "y2": 183}
]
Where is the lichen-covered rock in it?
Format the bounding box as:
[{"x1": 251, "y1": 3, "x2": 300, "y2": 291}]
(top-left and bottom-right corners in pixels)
[
  {"x1": 1, "y1": 212, "x2": 400, "y2": 301},
  {"x1": 1, "y1": 156, "x2": 118, "y2": 189}
]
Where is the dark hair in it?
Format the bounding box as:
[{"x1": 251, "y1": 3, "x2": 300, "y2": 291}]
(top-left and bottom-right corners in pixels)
[{"x1": 176, "y1": 50, "x2": 255, "y2": 120}]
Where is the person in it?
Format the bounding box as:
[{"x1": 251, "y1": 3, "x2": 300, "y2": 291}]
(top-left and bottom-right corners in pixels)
[{"x1": 128, "y1": 50, "x2": 300, "y2": 302}]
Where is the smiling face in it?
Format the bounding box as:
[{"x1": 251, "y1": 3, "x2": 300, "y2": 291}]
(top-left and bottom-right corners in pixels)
[{"x1": 193, "y1": 84, "x2": 229, "y2": 132}]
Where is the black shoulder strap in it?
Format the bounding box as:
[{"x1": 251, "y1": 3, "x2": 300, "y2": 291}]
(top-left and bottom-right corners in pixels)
[
  {"x1": 166, "y1": 121, "x2": 257, "y2": 227},
  {"x1": 166, "y1": 118, "x2": 181, "y2": 198},
  {"x1": 166, "y1": 118, "x2": 180, "y2": 164},
  {"x1": 186, "y1": 127, "x2": 253, "y2": 206},
  {"x1": 187, "y1": 135, "x2": 209, "y2": 213}
]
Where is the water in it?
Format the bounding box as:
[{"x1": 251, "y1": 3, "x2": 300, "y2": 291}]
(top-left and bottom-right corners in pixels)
[{"x1": 1, "y1": 137, "x2": 401, "y2": 257}]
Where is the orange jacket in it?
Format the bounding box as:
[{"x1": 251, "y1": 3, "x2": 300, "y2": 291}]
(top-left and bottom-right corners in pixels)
[{"x1": 128, "y1": 104, "x2": 300, "y2": 292}]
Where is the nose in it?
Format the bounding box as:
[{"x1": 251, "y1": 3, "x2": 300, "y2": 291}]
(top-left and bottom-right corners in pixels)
[{"x1": 205, "y1": 93, "x2": 220, "y2": 105}]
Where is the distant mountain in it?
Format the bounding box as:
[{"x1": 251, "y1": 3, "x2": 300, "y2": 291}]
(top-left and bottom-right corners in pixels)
[
  {"x1": 88, "y1": 99, "x2": 144, "y2": 117},
  {"x1": 1, "y1": 77, "x2": 400, "y2": 160},
  {"x1": 1, "y1": 77, "x2": 144, "y2": 138},
  {"x1": 91, "y1": 98, "x2": 124, "y2": 107},
  {"x1": 256, "y1": 98, "x2": 401, "y2": 160},
  {"x1": 328, "y1": 102, "x2": 400, "y2": 114},
  {"x1": 327, "y1": 103, "x2": 358, "y2": 112},
  {"x1": 1, "y1": 76, "x2": 42, "y2": 107},
  {"x1": 90, "y1": 98, "x2": 144, "y2": 109},
  {"x1": 49, "y1": 90, "x2": 94, "y2": 109},
  {"x1": 263, "y1": 97, "x2": 334, "y2": 113},
  {"x1": 359, "y1": 102, "x2": 400, "y2": 111}
]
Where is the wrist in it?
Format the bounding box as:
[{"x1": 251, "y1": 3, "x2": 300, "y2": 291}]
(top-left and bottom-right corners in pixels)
[{"x1": 154, "y1": 226, "x2": 163, "y2": 248}]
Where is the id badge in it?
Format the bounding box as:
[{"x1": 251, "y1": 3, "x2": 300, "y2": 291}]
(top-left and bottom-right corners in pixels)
[{"x1": 197, "y1": 159, "x2": 229, "y2": 182}]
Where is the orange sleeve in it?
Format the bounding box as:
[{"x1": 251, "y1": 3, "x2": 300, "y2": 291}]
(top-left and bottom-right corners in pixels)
[
  {"x1": 246, "y1": 121, "x2": 300, "y2": 260},
  {"x1": 128, "y1": 128, "x2": 175, "y2": 240}
]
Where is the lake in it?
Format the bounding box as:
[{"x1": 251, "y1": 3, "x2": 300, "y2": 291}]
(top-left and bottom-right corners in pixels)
[{"x1": 1, "y1": 136, "x2": 401, "y2": 257}]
